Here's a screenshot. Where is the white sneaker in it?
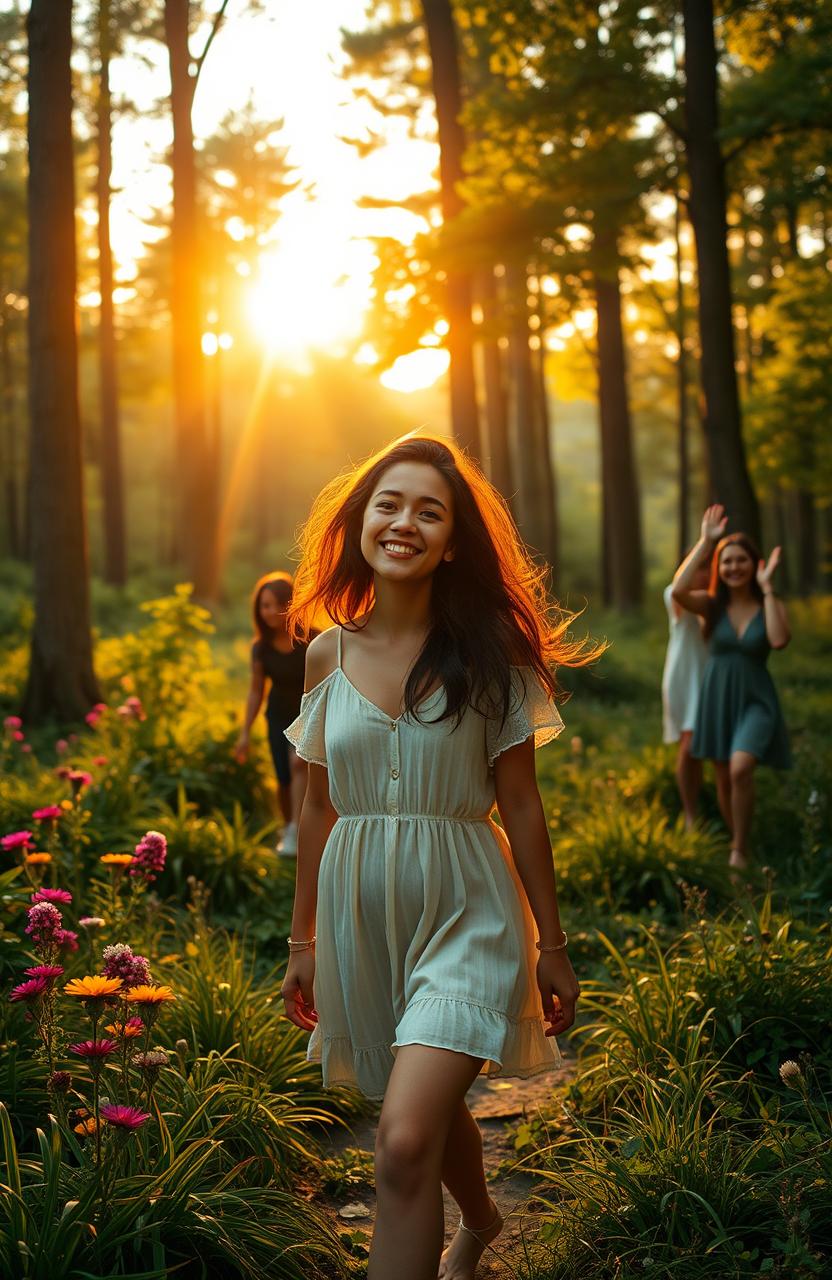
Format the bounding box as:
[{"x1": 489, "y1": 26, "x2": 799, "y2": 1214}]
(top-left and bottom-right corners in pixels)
[{"x1": 276, "y1": 823, "x2": 298, "y2": 857}]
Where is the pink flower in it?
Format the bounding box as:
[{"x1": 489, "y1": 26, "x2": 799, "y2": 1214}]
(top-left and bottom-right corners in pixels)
[
  {"x1": 25, "y1": 902, "x2": 63, "y2": 946},
  {"x1": 4, "y1": 716, "x2": 22, "y2": 730},
  {"x1": 69, "y1": 1038, "x2": 118, "y2": 1060},
  {"x1": 10, "y1": 976, "x2": 49, "y2": 1002},
  {"x1": 24, "y1": 964, "x2": 64, "y2": 981},
  {"x1": 130, "y1": 830, "x2": 167, "y2": 883},
  {"x1": 56, "y1": 929, "x2": 79, "y2": 952},
  {"x1": 68, "y1": 734, "x2": 78, "y2": 743},
  {"x1": 102, "y1": 943, "x2": 151, "y2": 987},
  {"x1": 55, "y1": 765, "x2": 71, "y2": 779},
  {"x1": 21, "y1": 744, "x2": 32, "y2": 754},
  {"x1": 79, "y1": 916, "x2": 105, "y2": 930},
  {"x1": 12, "y1": 731, "x2": 24, "y2": 742},
  {"x1": 48, "y1": 1070, "x2": 72, "y2": 1093},
  {"x1": 33, "y1": 806, "x2": 63, "y2": 823},
  {"x1": 1, "y1": 830, "x2": 33, "y2": 852},
  {"x1": 92, "y1": 755, "x2": 109, "y2": 767},
  {"x1": 31, "y1": 888, "x2": 72, "y2": 906},
  {"x1": 55, "y1": 739, "x2": 69, "y2": 756},
  {"x1": 93, "y1": 702, "x2": 107, "y2": 714},
  {"x1": 67, "y1": 770, "x2": 93, "y2": 795},
  {"x1": 84, "y1": 710, "x2": 101, "y2": 728},
  {"x1": 99, "y1": 1103, "x2": 150, "y2": 1131}
]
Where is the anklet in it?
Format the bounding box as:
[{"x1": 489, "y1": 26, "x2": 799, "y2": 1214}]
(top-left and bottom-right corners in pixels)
[{"x1": 459, "y1": 1203, "x2": 501, "y2": 1245}]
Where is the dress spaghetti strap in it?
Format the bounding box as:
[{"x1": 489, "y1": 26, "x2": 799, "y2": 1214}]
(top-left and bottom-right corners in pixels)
[{"x1": 336, "y1": 624, "x2": 343, "y2": 670}]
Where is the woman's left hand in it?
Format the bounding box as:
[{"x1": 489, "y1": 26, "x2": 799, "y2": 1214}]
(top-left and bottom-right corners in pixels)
[
  {"x1": 537, "y1": 951, "x2": 580, "y2": 1037},
  {"x1": 757, "y1": 546, "x2": 781, "y2": 593}
]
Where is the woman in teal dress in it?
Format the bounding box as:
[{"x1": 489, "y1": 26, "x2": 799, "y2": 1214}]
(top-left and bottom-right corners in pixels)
[{"x1": 672, "y1": 505, "x2": 791, "y2": 874}]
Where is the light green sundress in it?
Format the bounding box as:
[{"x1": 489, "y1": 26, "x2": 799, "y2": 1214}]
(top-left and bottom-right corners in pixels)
[{"x1": 284, "y1": 626, "x2": 565, "y2": 1100}]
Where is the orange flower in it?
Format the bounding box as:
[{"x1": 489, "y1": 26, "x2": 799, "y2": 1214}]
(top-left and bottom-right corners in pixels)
[
  {"x1": 105, "y1": 1017, "x2": 144, "y2": 1039},
  {"x1": 25, "y1": 852, "x2": 52, "y2": 865},
  {"x1": 100, "y1": 853, "x2": 133, "y2": 868},
  {"x1": 123, "y1": 984, "x2": 176, "y2": 1007},
  {"x1": 64, "y1": 975, "x2": 123, "y2": 1000}
]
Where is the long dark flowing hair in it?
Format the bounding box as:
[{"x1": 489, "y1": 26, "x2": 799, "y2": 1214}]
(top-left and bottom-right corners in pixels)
[
  {"x1": 704, "y1": 532, "x2": 763, "y2": 640},
  {"x1": 252, "y1": 571, "x2": 293, "y2": 647},
  {"x1": 288, "y1": 433, "x2": 601, "y2": 727}
]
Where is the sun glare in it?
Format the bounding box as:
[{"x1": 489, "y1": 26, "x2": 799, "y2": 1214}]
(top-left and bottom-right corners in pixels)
[{"x1": 379, "y1": 348, "x2": 450, "y2": 394}]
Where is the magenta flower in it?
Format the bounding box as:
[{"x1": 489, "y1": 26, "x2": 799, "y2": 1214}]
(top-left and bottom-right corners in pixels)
[
  {"x1": 67, "y1": 770, "x2": 93, "y2": 796},
  {"x1": 69, "y1": 1038, "x2": 118, "y2": 1060},
  {"x1": 130, "y1": 831, "x2": 167, "y2": 883},
  {"x1": 32, "y1": 888, "x2": 72, "y2": 906},
  {"x1": 12, "y1": 731, "x2": 23, "y2": 742},
  {"x1": 25, "y1": 901, "x2": 63, "y2": 947},
  {"x1": 21, "y1": 744, "x2": 31, "y2": 754},
  {"x1": 1, "y1": 830, "x2": 33, "y2": 853},
  {"x1": 56, "y1": 929, "x2": 79, "y2": 953},
  {"x1": 48, "y1": 1070, "x2": 72, "y2": 1093},
  {"x1": 84, "y1": 710, "x2": 102, "y2": 728},
  {"x1": 99, "y1": 1103, "x2": 150, "y2": 1131},
  {"x1": 33, "y1": 806, "x2": 63, "y2": 823},
  {"x1": 4, "y1": 716, "x2": 22, "y2": 730},
  {"x1": 102, "y1": 943, "x2": 151, "y2": 987},
  {"x1": 10, "y1": 976, "x2": 49, "y2": 1002},
  {"x1": 24, "y1": 964, "x2": 64, "y2": 981},
  {"x1": 55, "y1": 739, "x2": 69, "y2": 756}
]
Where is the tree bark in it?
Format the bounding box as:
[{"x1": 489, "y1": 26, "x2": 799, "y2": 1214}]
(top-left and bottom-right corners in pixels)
[
  {"x1": 592, "y1": 235, "x2": 643, "y2": 611},
  {"x1": 532, "y1": 282, "x2": 559, "y2": 570},
  {"x1": 0, "y1": 270, "x2": 22, "y2": 559},
  {"x1": 421, "y1": 0, "x2": 480, "y2": 456},
  {"x1": 475, "y1": 266, "x2": 511, "y2": 497},
  {"x1": 97, "y1": 0, "x2": 126, "y2": 587},
  {"x1": 794, "y1": 487, "x2": 816, "y2": 596},
  {"x1": 504, "y1": 261, "x2": 551, "y2": 558},
  {"x1": 164, "y1": 0, "x2": 216, "y2": 599},
  {"x1": 22, "y1": 0, "x2": 101, "y2": 721},
  {"x1": 674, "y1": 196, "x2": 691, "y2": 564},
  {"x1": 682, "y1": 0, "x2": 760, "y2": 542}
]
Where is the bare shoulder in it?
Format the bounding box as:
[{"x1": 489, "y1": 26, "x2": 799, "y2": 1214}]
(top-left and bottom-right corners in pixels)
[{"x1": 304, "y1": 626, "x2": 340, "y2": 690}]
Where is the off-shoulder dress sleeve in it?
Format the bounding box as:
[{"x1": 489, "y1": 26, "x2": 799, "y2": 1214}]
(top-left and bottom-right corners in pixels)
[
  {"x1": 284, "y1": 675, "x2": 332, "y2": 767},
  {"x1": 486, "y1": 666, "x2": 564, "y2": 768}
]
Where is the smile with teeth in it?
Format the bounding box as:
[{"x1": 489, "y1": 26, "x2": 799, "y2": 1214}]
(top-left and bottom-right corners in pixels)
[{"x1": 381, "y1": 541, "x2": 421, "y2": 558}]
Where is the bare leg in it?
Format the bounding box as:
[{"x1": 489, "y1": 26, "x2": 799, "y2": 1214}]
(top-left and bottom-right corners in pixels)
[
  {"x1": 276, "y1": 781, "x2": 291, "y2": 826},
  {"x1": 438, "y1": 1099, "x2": 504, "y2": 1279},
  {"x1": 729, "y1": 751, "x2": 756, "y2": 866},
  {"x1": 675, "y1": 731, "x2": 703, "y2": 829},
  {"x1": 287, "y1": 749, "x2": 307, "y2": 826},
  {"x1": 714, "y1": 761, "x2": 733, "y2": 836},
  {"x1": 368, "y1": 1045, "x2": 492, "y2": 1280}
]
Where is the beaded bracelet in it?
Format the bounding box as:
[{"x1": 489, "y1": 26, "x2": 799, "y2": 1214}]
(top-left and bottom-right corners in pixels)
[
  {"x1": 536, "y1": 933, "x2": 568, "y2": 953},
  {"x1": 287, "y1": 936, "x2": 316, "y2": 953}
]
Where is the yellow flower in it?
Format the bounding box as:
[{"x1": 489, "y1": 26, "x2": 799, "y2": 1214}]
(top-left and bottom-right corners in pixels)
[
  {"x1": 64, "y1": 975, "x2": 123, "y2": 1000},
  {"x1": 25, "y1": 852, "x2": 52, "y2": 865},
  {"x1": 123, "y1": 984, "x2": 176, "y2": 1007},
  {"x1": 100, "y1": 853, "x2": 133, "y2": 868}
]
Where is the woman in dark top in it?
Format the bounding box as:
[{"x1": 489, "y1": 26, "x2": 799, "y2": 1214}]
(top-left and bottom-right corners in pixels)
[
  {"x1": 672, "y1": 505, "x2": 791, "y2": 875},
  {"x1": 235, "y1": 572, "x2": 310, "y2": 855}
]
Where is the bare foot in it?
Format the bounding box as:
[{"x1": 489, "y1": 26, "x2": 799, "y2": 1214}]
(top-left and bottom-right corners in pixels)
[
  {"x1": 729, "y1": 848, "x2": 749, "y2": 888},
  {"x1": 438, "y1": 1199, "x2": 504, "y2": 1279}
]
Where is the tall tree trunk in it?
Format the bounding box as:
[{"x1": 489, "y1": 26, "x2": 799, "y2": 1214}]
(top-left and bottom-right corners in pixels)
[
  {"x1": 97, "y1": 0, "x2": 126, "y2": 587},
  {"x1": 22, "y1": 0, "x2": 101, "y2": 721},
  {"x1": 421, "y1": 0, "x2": 480, "y2": 456},
  {"x1": 164, "y1": 0, "x2": 215, "y2": 599},
  {"x1": 794, "y1": 488, "x2": 816, "y2": 596},
  {"x1": 0, "y1": 278, "x2": 22, "y2": 559},
  {"x1": 532, "y1": 280, "x2": 559, "y2": 570},
  {"x1": 475, "y1": 266, "x2": 511, "y2": 497},
  {"x1": 505, "y1": 261, "x2": 549, "y2": 557},
  {"x1": 592, "y1": 232, "x2": 643, "y2": 611},
  {"x1": 682, "y1": 0, "x2": 760, "y2": 542},
  {"x1": 674, "y1": 196, "x2": 691, "y2": 564}
]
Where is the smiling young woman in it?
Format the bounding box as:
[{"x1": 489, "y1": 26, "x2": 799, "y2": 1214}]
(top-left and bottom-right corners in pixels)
[
  {"x1": 280, "y1": 432, "x2": 600, "y2": 1280},
  {"x1": 672, "y1": 505, "x2": 791, "y2": 874}
]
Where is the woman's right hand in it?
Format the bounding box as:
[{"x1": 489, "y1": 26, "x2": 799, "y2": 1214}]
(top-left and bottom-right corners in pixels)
[
  {"x1": 701, "y1": 504, "x2": 728, "y2": 546},
  {"x1": 280, "y1": 950, "x2": 318, "y2": 1032},
  {"x1": 233, "y1": 732, "x2": 249, "y2": 763}
]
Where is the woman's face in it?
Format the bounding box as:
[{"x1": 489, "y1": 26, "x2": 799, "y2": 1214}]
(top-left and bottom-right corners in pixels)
[
  {"x1": 258, "y1": 587, "x2": 288, "y2": 630},
  {"x1": 360, "y1": 461, "x2": 455, "y2": 584},
  {"x1": 718, "y1": 543, "x2": 755, "y2": 591}
]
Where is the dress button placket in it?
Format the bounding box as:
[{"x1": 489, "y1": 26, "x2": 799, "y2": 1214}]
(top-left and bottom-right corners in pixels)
[{"x1": 388, "y1": 720, "x2": 400, "y2": 816}]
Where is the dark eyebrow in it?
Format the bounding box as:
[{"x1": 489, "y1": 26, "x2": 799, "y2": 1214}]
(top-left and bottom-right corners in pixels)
[{"x1": 376, "y1": 488, "x2": 447, "y2": 513}]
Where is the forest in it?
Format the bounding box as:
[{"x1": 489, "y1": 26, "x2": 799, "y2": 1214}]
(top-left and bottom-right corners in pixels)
[{"x1": 0, "y1": 2, "x2": 829, "y2": 1278}]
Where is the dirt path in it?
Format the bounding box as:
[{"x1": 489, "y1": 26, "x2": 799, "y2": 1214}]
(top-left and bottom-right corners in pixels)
[{"x1": 315, "y1": 1050, "x2": 575, "y2": 1276}]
